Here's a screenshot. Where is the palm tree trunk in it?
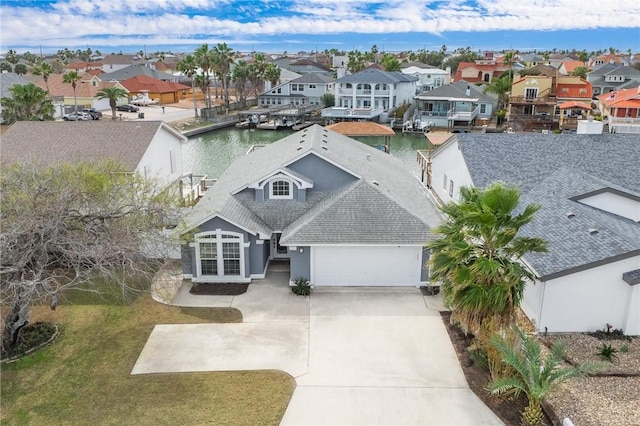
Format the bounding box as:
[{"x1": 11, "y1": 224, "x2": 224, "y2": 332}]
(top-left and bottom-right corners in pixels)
[{"x1": 191, "y1": 79, "x2": 198, "y2": 118}]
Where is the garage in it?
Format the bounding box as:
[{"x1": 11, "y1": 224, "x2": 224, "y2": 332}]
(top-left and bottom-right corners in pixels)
[{"x1": 312, "y1": 246, "x2": 422, "y2": 286}]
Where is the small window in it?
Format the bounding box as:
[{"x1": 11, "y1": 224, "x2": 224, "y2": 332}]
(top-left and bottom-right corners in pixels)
[
  {"x1": 271, "y1": 180, "x2": 291, "y2": 199},
  {"x1": 449, "y1": 180, "x2": 454, "y2": 197},
  {"x1": 309, "y1": 84, "x2": 316, "y2": 89},
  {"x1": 443, "y1": 174, "x2": 448, "y2": 190},
  {"x1": 480, "y1": 104, "x2": 487, "y2": 114}
]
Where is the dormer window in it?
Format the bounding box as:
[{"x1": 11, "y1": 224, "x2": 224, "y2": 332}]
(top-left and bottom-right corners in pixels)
[{"x1": 271, "y1": 180, "x2": 292, "y2": 199}]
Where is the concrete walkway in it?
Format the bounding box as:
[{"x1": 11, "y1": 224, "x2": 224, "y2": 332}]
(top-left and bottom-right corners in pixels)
[{"x1": 133, "y1": 271, "x2": 502, "y2": 425}]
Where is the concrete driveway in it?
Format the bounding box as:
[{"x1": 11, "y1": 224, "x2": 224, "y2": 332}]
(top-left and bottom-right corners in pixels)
[{"x1": 132, "y1": 273, "x2": 502, "y2": 425}]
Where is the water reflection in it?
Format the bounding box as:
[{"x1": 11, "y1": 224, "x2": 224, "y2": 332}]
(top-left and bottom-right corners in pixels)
[{"x1": 182, "y1": 127, "x2": 429, "y2": 179}]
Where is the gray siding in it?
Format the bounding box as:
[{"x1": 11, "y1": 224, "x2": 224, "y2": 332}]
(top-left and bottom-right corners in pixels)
[
  {"x1": 288, "y1": 153, "x2": 356, "y2": 191},
  {"x1": 249, "y1": 236, "x2": 270, "y2": 276},
  {"x1": 288, "y1": 246, "x2": 311, "y2": 282}
]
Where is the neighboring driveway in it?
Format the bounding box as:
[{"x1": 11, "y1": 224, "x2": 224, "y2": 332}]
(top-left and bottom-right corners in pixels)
[{"x1": 132, "y1": 274, "x2": 502, "y2": 425}]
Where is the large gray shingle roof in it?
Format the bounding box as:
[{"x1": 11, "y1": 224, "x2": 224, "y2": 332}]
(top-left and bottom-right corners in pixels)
[
  {"x1": 0, "y1": 72, "x2": 29, "y2": 98},
  {"x1": 335, "y1": 68, "x2": 418, "y2": 84},
  {"x1": 100, "y1": 65, "x2": 177, "y2": 81},
  {"x1": 415, "y1": 80, "x2": 495, "y2": 103},
  {"x1": 446, "y1": 133, "x2": 640, "y2": 279},
  {"x1": 182, "y1": 125, "x2": 440, "y2": 244},
  {"x1": 0, "y1": 121, "x2": 179, "y2": 171}
]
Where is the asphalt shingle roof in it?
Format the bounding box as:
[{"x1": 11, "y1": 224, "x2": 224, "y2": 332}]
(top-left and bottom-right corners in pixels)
[
  {"x1": 100, "y1": 65, "x2": 178, "y2": 82},
  {"x1": 335, "y1": 68, "x2": 418, "y2": 84},
  {"x1": 415, "y1": 80, "x2": 495, "y2": 103},
  {"x1": 0, "y1": 121, "x2": 177, "y2": 171},
  {"x1": 182, "y1": 125, "x2": 440, "y2": 244},
  {"x1": 0, "y1": 72, "x2": 29, "y2": 98},
  {"x1": 444, "y1": 133, "x2": 640, "y2": 279}
]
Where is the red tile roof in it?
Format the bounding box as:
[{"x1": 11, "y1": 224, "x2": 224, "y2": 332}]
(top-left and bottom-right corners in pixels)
[
  {"x1": 556, "y1": 79, "x2": 593, "y2": 99},
  {"x1": 599, "y1": 86, "x2": 640, "y2": 108},
  {"x1": 120, "y1": 75, "x2": 190, "y2": 93},
  {"x1": 30, "y1": 73, "x2": 121, "y2": 97},
  {"x1": 561, "y1": 61, "x2": 586, "y2": 73},
  {"x1": 454, "y1": 61, "x2": 507, "y2": 82}
]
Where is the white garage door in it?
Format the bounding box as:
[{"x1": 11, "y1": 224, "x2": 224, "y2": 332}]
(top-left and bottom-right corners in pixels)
[{"x1": 312, "y1": 246, "x2": 421, "y2": 286}]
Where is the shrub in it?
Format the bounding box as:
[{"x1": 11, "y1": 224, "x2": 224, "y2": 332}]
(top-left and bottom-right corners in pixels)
[
  {"x1": 588, "y1": 324, "x2": 632, "y2": 341},
  {"x1": 292, "y1": 276, "x2": 310, "y2": 296},
  {"x1": 620, "y1": 344, "x2": 629, "y2": 353},
  {"x1": 1, "y1": 322, "x2": 58, "y2": 359},
  {"x1": 596, "y1": 343, "x2": 618, "y2": 362}
]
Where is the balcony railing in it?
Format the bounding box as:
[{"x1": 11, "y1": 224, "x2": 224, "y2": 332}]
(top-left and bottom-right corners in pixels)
[
  {"x1": 510, "y1": 96, "x2": 556, "y2": 105},
  {"x1": 509, "y1": 113, "x2": 557, "y2": 123},
  {"x1": 448, "y1": 106, "x2": 479, "y2": 121},
  {"x1": 415, "y1": 110, "x2": 449, "y2": 118}
]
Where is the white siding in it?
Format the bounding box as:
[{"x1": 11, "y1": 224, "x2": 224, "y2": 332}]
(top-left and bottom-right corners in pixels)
[
  {"x1": 578, "y1": 192, "x2": 640, "y2": 222},
  {"x1": 536, "y1": 256, "x2": 640, "y2": 334},
  {"x1": 430, "y1": 140, "x2": 474, "y2": 203},
  {"x1": 136, "y1": 126, "x2": 184, "y2": 188}
]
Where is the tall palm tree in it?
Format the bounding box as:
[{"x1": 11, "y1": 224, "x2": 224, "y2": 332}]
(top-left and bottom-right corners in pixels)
[
  {"x1": 31, "y1": 61, "x2": 54, "y2": 93},
  {"x1": 1, "y1": 83, "x2": 55, "y2": 124},
  {"x1": 96, "y1": 86, "x2": 130, "y2": 120},
  {"x1": 381, "y1": 54, "x2": 401, "y2": 71},
  {"x1": 213, "y1": 43, "x2": 236, "y2": 109},
  {"x1": 483, "y1": 73, "x2": 512, "y2": 111},
  {"x1": 177, "y1": 54, "x2": 200, "y2": 118},
  {"x1": 194, "y1": 44, "x2": 213, "y2": 108},
  {"x1": 231, "y1": 60, "x2": 250, "y2": 108},
  {"x1": 248, "y1": 53, "x2": 268, "y2": 98},
  {"x1": 487, "y1": 326, "x2": 603, "y2": 426},
  {"x1": 62, "y1": 70, "x2": 82, "y2": 113},
  {"x1": 426, "y1": 182, "x2": 547, "y2": 378},
  {"x1": 264, "y1": 63, "x2": 281, "y2": 89},
  {"x1": 347, "y1": 50, "x2": 366, "y2": 74}
]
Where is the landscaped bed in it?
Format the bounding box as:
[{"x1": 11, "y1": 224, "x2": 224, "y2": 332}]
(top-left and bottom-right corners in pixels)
[{"x1": 1, "y1": 292, "x2": 295, "y2": 425}]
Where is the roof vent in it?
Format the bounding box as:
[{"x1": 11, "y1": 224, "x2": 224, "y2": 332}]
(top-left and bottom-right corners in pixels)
[
  {"x1": 322, "y1": 139, "x2": 328, "y2": 143},
  {"x1": 566, "y1": 212, "x2": 576, "y2": 218},
  {"x1": 299, "y1": 139, "x2": 305, "y2": 143},
  {"x1": 372, "y1": 180, "x2": 379, "y2": 186},
  {"x1": 297, "y1": 146, "x2": 303, "y2": 151},
  {"x1": 321, "y1": 146, "x2": 328, "y2": 150},
  {"x1": 588, "y1": 228, "x2": 599, "y2": 235},
  {"x1": 366, "y1": 154, "x2": 371, "y2": 160}
]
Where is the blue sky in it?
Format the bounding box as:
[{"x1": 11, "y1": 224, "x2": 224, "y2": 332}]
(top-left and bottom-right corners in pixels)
[{"x1": 1, "y1": 0, "x2": 638, "y2": 55}]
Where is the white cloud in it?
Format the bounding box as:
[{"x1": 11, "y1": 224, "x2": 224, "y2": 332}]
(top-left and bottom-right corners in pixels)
[{"x1": 0, "y1": 0, "x2": 637, "y2": 51}]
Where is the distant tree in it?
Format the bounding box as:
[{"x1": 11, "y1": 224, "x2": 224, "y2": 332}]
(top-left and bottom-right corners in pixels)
[
  {"x1": 51, "y1": 58, "x2": 64, "y2": 74},
  {"x1": 96, "y1": 87, "x2": 130, "y2": 120},
  {"x1": 487, "y1": 326, "x2": 603, "y2": 426},
  {"x1": 13, "y1": 63, "x2": 27, "y2": 75},
  {"x1": 247, "y1": 53, "x2": 268, "y2": 98},
  {"x1": 443, "y1": 48, "x2": 481, "y2": 74},
  {"x1": 571, "y1": 66, "x2": 588, "y2": 79},
  {"x1": 177, "y1": 54, "x2": 200, "y2": 117},
  {"x1": 194, "y1": 44, "x2": 213, "y2": 108},
  {"x1": 231, "y1": 60, "x2": 250, "y2": 108},
  {"x1": 31, "y1": 61, "x2": 54, "y2": 93},
  {"x1": 347, "y1": 50, "x2": 366, "y2": 73},
  {"x1": 264, "y1": 63, "x2": 281, "y2": 88},
  {"x1": 62, "y1": 70, "x2": 82, "y2": 113},
  {"x1": 0, "y1": 83, "x2": 55, "y2": 124},
  {"x1": 502, "y1": 50, "x2": 517, "y2": 79},
  {"x1": 22, "y1": 51, "x2": 39, "y2": 65},
  {"x1": 0, "y1": 161, "x2": 179, "y2": 353},
  {"x1": 320, "y1": 93, "x2": 335, "y2": 107},
  {"x1": 484, "y1": 73, "x2": 512, "y2": 111},
  {"x1": 0, "y1": 62, "x2": 12, "y2": 73},
  {"x1": 5, "y1": 49, "x2": 19, "y2": 66},
  {"x1": 578, "y1": 50, "x2": 589, "y2": 64},
  {"x1": 213, "y1": 43, "x2": 235, "y2": 108},
  {"x1": 381, "y1": 54, "x2": 401, "y2": 71}
]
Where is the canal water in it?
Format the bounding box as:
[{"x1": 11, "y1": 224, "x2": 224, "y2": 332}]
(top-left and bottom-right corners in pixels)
[{"x1": 182, "y1": 127, "x2": 431, "y2": 179}]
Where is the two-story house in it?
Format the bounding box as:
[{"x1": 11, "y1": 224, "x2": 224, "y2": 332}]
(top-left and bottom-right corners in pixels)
[
  {"x1": 508, "y1": 75, "x2": 557, "y2": 131},
  {"x1": 322, "y1": 68, "x2": 417, "y2": 121},
  {"x1": 587, "y1": 64, "x2": 640, "y2": 97},
  {"x1": 179, "y1": 125, "x2": 440, "y2": 287},
  {"x1": 401, "y1": 63, "x2": 451, "y2": 93},
  {"x1": 598, "y1": 86, "x2": 640, "y2": 134},
  {"x1": 412, "y1": 81, "x2": 496, "y2": 130},
  {"x1": 259, "y1": 74, "x2": 335, "y2": 107},
  {"x1": 454, "y1": 60, "x2": 509, "y2": 83}
]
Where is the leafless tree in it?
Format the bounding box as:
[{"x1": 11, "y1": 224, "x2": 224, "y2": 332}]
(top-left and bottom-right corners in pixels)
[{"x1": 1, "y1": 161, "x2": 180, "y2": 352}]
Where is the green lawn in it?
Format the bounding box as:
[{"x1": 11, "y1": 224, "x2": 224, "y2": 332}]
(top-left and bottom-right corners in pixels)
[{"x1": 1, "y1": 293, "x2": 296, "y2": 425}]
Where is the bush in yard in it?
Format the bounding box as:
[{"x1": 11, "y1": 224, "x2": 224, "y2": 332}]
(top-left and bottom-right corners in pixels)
[{"x1": 292, "y1": 277, "x2": 310, "y2": 296}]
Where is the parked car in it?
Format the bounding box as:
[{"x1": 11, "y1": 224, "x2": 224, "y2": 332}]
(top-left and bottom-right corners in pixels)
[
  {"x1": 82, "y1": 108, "x2": 103, "y2": 120},
  {"x1": 116, "y1": 104, "x2": 140, "y2": 112},
  {"x1": 63, "y1": 112, "x2": 92, "y2": 121}
]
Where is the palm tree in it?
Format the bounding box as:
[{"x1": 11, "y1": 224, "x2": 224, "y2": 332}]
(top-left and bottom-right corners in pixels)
[
  {"x1": 213, "y1": 43, "x2": 236, "y2": 109},
  {"x1": 194, "y1": 44, "x2": 213, "y2": 108},
  {"x1": 248, "y1": 53, "x2": 268, "y2": 98},
  {"x1": 502, "y1": 50, "x2": 517, "y2": 80},
  {"x1": 487, "y1": 326, "x2": 603, "y2": 426},
  {"x1": 381, "y1": 54, "x2": 401, "y2": 71},
  {"x1": 5, "y1": 49, "x2": 19, "y2": 70},
  {"x1": 426, "y1": 182, "x2": 547, "y2": 378},
  {"x1": 483, "y1": 73, "x2": 512, "y2": 111},
  {"x1": 177, "y1": 54, "x2": 199, "y2": 118},
  {"x1": 96, "y1": 86, "x2": 129, "y2": 120},
  {"x1": 264, "y1": 63, "x2": 281, "y2": 89},
  {"x1": 62, "y1": 70, "x2": 82, "y2": 113},
  {"x1": 31, "y1": 61, "x2": 54, "y2": 93},
  {"x1": 1, "y1": 83, "x2": 55, "y2": 124},
  {"x1": 231, "y1": 60, "x2": 250, "y2": 108},
  {"x1": 347, "y1": 50, "x2": 366, "y2": 74}
]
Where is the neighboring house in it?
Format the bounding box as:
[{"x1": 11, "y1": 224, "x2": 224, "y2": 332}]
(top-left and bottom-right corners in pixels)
[
  {"x1": 520, "y1": 53, "x2": 549, "y2": 68},
  {"x1": 259, "y1": 73, "x2": 335, "y2": 107},
  {"x1": 179, "y1": 125, "x2": 440, "y2": 287},
  {"x1": 322, "y1": 68, "x2": 418, "y2": 121},
  {"x1": 28, "y1": 73, "x2": 128, "y2": 112},
  {"x1": 558, "y1": 60, "x2": 586, "y2": 76},
  {"x1": 100, "y1": 54, "x2": 148, "y2": 72},
  {"x1": 120, "y1": 75, "x2": 190, "y2": 105},
  {"x1": 0, "y1": 72, "x2": 29, "y2": 123},
  {"x1": 401, "y1": 63, "x2": 451, "y2": 93},
  {"x1": 100, "y1": 64, "x2": 181, "y2": 82},
  {"x1": 287, "y1": 58, "x2": 333, "y2": 76},
  {"x1": 426, "y1": 133, "x2": 640, "y2": 335},
  {"x1": 413, "y1": 81, "x2": 496, "y2": 130},
  {"x1": 0, "y1": 121, "x2": 186, "y2": 191},
  {"x1": 65, "y1": 61, "x2": 103, "y2": 73},
  {"x1": 587, "y1": 63, "x2": 640, "y2": 97},
  {"x1": 546, "y1": 53, "x2": 579, "y2": 69},
  {"x1": 454, "y1": 60, "x2": 508, "y2": 83},
  {"x1": 598, "y1": 86, "x2": 640, "y2": 134},
  {"x1": 590, "y1": 54, "x2": 627, "y2": 68}
]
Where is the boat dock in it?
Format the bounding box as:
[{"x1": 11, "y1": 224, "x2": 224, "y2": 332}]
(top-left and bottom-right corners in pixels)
[{"x1": 238, "y1": 105, "x2": 321, "y2": 130}]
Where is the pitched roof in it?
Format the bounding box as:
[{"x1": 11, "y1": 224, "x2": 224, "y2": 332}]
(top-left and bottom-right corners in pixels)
[
  {"x1": 182, "y1": 125, "x2": 440, "y2": 244},
  {"x1": 325, "y1": 121, "x2": 395, "y2": 136},
  {"x1": 289, "y1": 58, "x2": 332, "y2": 72},
  {"x1": 440, "y1": 133, "x2": 640, "y2": 279},
  {"x1": 556, "y1": 79, "x2": 593, "y2": 99},
  {"x1": 561, "y1": 61, "x2": 586, "y2": 73},
  {"x1": 0, "y1": 121, "x2": 183, "y2": 171},
  {"x1": 291, "y1": 73, "x2": 335, "y2": 84},
  {"x1": 0, "y1": 72, "x2": 29, "y2": 98},
  {"x1": 100, "y1": 65, "x2": 178, "y2": 82},
  {"x1": 335, "y1": 68, "x2": 418, "y2": 84},
  {"x1": 27, "y1": 73, "x2": 121, "y2": 97},
  {"x1": 598, "y1": 86, "x2": 640, "y2": 107},
  {"x1": 415, "y1": 80, "x2": 494, "y2": 103},
  {"x1": 120, "y1": 75, "x2": 190, "y2": 93},
  {"x1": 589, "y1": 63, "x2": 640, "y2": 77}
]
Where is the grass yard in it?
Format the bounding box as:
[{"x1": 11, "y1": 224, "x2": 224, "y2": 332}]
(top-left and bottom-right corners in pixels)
[{"x1": 1, "y1": 292, "x2": 296, "y2": 425}]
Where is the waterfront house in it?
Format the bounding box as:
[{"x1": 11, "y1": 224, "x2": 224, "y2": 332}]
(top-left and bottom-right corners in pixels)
[
  {"x1": 259, "y1": 73, "x2": 335, "y2": 107},
  {"x1": 598, "y1": 86, "x2": 640, "y2": 134},
  {"x1": 587, "y1": 63, "x2": 640, "y2": 97}
]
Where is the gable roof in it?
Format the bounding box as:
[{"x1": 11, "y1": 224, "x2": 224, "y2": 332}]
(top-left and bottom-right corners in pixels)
[
  {"x1": 120, "y1": 75, "x2": 190, "y2": 93},
  {"x1": 598, "y1": 86, "x2": 640, "y2": 107},
  {"x1": 100, "y1": 65, "x2": 177, "y2": 82},
  {"x1": 415, "y1": 80, "x2": 494, "y2": 103},
  {"x1": 0, "y1": 72, "x2": 29, "y2": 98},
  {"x1": 560, "y1": 61, "x2": 586, "y2": 73},
  {"x1": 336, "y1": 68, "x2": 418, "y2": 84},
  {"x1": 182, "y1": 125, "x2": 440, "y2": 244},
  {"x1": 289, "y1": 58, "x2": 332, "y2": 72},
  {"x1": 26, "y1": 73, "x2": 122, "y2": 98},
  {"x1": 290, "y1": 73, "x2": 335, "y2": 84},
  {"x1": 440, "y1": 133, "x2": 640, "y2": 279},
  {"x1": 0, "y1": 121, "x2": 185, "y2": 170}
]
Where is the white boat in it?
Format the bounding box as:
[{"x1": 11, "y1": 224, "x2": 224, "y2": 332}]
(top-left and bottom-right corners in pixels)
[{"x1": 130, "y1": 91, "x2": 159, "y2": 106}]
